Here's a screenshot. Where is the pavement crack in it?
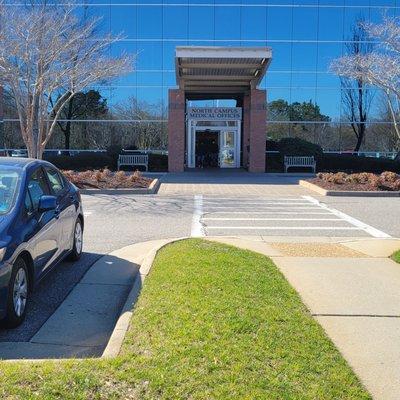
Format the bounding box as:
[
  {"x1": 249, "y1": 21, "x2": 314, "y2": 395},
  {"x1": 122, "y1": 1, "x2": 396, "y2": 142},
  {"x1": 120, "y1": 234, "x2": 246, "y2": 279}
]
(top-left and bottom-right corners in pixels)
[
  {"x1": 313, "y1": 313, "x2": 400, "y2": 318},
  {"x1": 29, "y1": 340, "x2": 101, "y2": 348}
]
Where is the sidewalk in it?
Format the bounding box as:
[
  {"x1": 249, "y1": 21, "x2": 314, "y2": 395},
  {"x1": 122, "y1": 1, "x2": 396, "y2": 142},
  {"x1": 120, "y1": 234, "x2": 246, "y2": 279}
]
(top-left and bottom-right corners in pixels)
[
  {"x1": 158, "y1": 171, "x2": 311, "y2": 195},
  {"x1": 207, "y1": 236, "x2": 400, "y2": 400}
]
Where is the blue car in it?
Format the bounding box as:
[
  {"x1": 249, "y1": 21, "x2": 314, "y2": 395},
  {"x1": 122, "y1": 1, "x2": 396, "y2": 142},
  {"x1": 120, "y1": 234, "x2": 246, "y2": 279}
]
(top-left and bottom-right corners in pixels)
[{"x1": 0, "y1": 158, "x2": 84, "y2": 328}]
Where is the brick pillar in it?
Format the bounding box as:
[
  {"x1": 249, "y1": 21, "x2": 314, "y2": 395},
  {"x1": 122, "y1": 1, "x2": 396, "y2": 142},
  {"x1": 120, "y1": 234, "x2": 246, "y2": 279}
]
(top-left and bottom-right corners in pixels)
[
  {"x1": 168, "y1": 89, "x2": 185, "y2": 172},
  {"x1": 248, "y1": 89, "x2": 266, "y2": 173},
  {"x1": 242, "y1": 94, "x2": 250, "y2": 168}
]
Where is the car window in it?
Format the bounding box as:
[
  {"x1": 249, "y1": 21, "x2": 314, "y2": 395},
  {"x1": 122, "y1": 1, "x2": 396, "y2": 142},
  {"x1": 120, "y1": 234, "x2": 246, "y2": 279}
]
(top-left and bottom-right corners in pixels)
[
  {"x1": 0, "y1": 169, "x2": 20, "y2": 214},
  {"x1": 25, "y1": 192, "x2": 33, "y2": 214},
  {"x1": 27, "y1": 169, "x2": 49, "y2": 210},
  {"x1": 45, "y1": 168, "x2": 65, "y2": 195}
]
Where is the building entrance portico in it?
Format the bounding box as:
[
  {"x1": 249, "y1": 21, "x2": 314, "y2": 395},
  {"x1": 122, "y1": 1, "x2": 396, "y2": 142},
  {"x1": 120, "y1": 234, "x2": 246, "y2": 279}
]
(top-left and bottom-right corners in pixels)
[{"x1": 168, "y1": 46, "x2": 272, "y2": 173}]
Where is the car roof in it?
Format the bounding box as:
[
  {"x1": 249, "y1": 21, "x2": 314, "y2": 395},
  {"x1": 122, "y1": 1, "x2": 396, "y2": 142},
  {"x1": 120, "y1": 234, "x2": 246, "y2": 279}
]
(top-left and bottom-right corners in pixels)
[{"x1": 0, "y1": 157, "x2": 48, "y2": 170}]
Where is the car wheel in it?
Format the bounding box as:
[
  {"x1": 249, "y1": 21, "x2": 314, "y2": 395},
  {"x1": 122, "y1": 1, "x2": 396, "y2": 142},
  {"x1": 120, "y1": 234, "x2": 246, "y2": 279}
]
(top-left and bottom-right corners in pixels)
[
  {"x1": 67, "y1": 218, "x2": 83, "y2": 261},
  {"x1": 1, "y1": 257, "x2": 30, "y2": 328}
]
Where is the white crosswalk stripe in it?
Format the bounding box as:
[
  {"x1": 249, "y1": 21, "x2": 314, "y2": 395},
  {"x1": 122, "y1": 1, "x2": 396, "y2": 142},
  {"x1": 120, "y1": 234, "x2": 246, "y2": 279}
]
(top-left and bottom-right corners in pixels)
[{"x1": 192, "y1": 195, "x2": 391, "y2": 238}]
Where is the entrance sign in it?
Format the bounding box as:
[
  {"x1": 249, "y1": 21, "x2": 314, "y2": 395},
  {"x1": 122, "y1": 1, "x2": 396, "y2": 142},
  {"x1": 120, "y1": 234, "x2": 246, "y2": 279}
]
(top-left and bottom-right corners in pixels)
[{"x1": 187, "y1": 107, "x2": 242, "y2": 121}]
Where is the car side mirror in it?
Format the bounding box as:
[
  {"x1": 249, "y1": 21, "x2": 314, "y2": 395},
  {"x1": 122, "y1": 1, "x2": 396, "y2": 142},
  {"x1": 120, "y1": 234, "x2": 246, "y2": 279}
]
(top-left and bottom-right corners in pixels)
[{"x1": 38, "y1": 195, "x2": 57, "y2": 213}]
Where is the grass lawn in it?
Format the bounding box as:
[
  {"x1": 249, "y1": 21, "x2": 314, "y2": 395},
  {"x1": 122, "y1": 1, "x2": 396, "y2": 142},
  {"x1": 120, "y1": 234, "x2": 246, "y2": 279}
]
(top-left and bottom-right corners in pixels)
[
  {"x1": 392, "y1": 249, "x2": 400, "y2": 263},
  {"x1": 0, "y1": 239, "x2": 370, "y2": 399}
]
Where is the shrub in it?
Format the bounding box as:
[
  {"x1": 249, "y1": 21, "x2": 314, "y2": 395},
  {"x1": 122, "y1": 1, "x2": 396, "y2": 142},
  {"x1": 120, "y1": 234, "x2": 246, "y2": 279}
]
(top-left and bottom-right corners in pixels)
[
  {"x1": 102, "y1": 168, "x2": 112, "y2": 178},
  {"x1": 265, "y1": 153, "x2": 283, "y2": 172},
  {"x1": 266, "y1": 139, "x2": 279, "y2": 151},
  {"x1": 93, "y1": 170, "x2": 103, "y2": 181},
  {"x1": 317, "y1": 154, "x2": 400, "y2": 174},
  {"x1": 115, "y1": 170, "x2": 126, "y2": 181},
  {"x1": 106, "y1": 145, "x2": 123, "y2": 169},
  {"x1": 315, "y1": 171, "x2": 400, "y2": 191},
  {"x1": 380, "y1": 171, "x2": 399, "y2": 183},
  {"x1": 350, "y1": 172, "x2": 371, "y2": 184},
  {"x1": 61, "y1": 169, "x2": 151, "y2": 189},
  {"x1": 132, "y1": 170, "x2": 141, "y2": 179},
  {"x1": 106, "y1": 145, "x2": 122, "y2": 158},
  {"x1": 45, "y1": 153, "x2": 113, "y2": 171},
  {"x1": 278, "y1": 137, "x2": 323, "y2": 158},
  {"x1": 332, "y1": 172, "x2": 348, "y2": 184},
  {"x1": 47, "y1": 151, "x2": 168, "y2": 172},
  {"x1": 267, "y1": 142, "x2": 400, "y2": 174},
  {"x1": 148, "y1": 153, "x2": 168, "y2": 172}
]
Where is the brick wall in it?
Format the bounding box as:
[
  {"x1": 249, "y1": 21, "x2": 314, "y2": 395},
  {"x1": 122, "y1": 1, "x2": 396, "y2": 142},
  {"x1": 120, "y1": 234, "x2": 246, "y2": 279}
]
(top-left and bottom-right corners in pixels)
[
  {"x1": 168, "y1": 89, "x2": 185, "y2": 172},
  {"x1": 249, "y1": 89, "x2": 267, "y2": 172},
  {"x1": 246, "y1": 89, "x2": 267, "y2": 173}
]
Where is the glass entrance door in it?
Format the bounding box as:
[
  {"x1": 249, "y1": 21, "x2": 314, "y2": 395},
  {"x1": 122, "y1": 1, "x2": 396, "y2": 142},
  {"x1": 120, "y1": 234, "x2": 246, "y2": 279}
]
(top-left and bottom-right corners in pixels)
[{"x1": 219, "y1": 130, "x2": 236, "y2": 168}]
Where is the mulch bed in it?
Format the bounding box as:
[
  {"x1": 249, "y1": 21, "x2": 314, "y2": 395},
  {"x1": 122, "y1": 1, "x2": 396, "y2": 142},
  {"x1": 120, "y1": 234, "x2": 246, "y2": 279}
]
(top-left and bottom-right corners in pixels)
[
  {"x1": 62, "y1": 169, "x2": 153, "y2": 189},
  {"x1": 308, "y1": 172, "x2": 400, "y2": 192}
]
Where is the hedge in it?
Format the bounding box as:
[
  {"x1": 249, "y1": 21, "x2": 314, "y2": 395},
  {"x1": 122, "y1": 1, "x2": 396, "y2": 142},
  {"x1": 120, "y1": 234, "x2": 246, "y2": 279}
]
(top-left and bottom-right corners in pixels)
[
  {"x1": 148, "y1": 153, "x2": 168, "y2": 171},
  {"x1": 44, "y1": 153, "x2": 114, "y2": 171},
  {"x1": 278, "y1": 137, "x2": 323, "y2": 158},
  {"x1": 317, "y1": 154, "x2": 400, "y2": 174},
  {"x1": 265, "y1": 153, "x2": 400, "y2": 173},
  {"x1": 44, "y1": 152, "x2": 169, "y2": 172}
]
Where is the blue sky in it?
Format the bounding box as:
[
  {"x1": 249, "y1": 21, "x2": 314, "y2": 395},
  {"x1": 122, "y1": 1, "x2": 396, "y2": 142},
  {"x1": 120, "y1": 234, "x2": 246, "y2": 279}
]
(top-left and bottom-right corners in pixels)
[{"x1": 80, "y1": 1, "x2": 400, "y2": 119}]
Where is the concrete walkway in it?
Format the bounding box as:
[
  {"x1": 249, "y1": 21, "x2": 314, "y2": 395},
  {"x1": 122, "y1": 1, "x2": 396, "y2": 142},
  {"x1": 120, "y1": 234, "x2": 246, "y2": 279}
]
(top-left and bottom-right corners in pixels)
[
  {"x1": 207, "y1": 236, "x2": 400, "y2": 400},
  {"x1": 158, "y1": 171, "x2": 312, "y2": 195}
]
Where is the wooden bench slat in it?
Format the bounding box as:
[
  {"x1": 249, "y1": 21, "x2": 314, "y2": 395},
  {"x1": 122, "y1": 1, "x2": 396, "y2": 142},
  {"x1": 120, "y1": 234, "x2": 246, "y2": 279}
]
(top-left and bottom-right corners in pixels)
[
  {"x1": 284, "y1": 156, "x2": 316, "y2": 173},
  {"x1": 118, "y1": 154, "x2": 149, "y2": 171}
]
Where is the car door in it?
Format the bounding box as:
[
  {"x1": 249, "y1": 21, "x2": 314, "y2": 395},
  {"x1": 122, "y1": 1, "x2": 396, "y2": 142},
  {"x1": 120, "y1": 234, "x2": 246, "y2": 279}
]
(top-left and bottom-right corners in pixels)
[
  {"x1": 44, "y1": 166, "x2": 76, "y2": 253},
  {"x1": 24, "y1": 167, "x2": 61, "y2": 278}
]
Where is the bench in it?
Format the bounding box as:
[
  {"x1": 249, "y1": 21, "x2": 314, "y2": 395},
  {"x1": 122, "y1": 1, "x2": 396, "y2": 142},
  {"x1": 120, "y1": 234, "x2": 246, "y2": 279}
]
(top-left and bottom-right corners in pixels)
[
  {"x1": 284, "y1": 156, "x2": 316, "y2": 173},
  {"x1": 117, "y1": 154, "x2": 148, "y2": 171}
]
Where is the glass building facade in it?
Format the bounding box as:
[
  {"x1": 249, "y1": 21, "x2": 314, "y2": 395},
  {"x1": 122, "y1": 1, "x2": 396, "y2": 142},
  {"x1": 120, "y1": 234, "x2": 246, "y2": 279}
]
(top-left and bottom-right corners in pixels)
[{"x1": 3, "y1": 1, "x2": 400, "y2": 152}]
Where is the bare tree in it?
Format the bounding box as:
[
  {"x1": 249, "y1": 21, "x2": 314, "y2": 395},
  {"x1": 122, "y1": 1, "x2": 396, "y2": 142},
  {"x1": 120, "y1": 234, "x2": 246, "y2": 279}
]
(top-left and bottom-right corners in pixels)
[
  {"x1": 113, "y1": 97, "x2": 167, "y2": 149},
  {"x1": 340, "y1": 19, "x2": 374, "y2": 152},
  {"x1": 330, "y1": 15, "x2": 400, "y2": 156},
  {"x1": 0, "y1": 1, "x2": 133, "y2": 158}
]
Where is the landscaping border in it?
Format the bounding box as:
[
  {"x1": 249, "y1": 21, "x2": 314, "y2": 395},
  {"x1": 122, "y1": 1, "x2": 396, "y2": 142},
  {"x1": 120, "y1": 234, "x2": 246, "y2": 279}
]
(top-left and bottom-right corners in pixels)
[
  {"x1": 265, "y1": 172, "x2": 316, "y2": 177},
  {"x1": 79, "y1": 178, "x2": 160, "y2": 195},
  {"x1": 102, "y1": 238, "x2": 180, "y2": 358},
  {"x1": 300, "y1": 179, "x2": 400, "y2": 197}
]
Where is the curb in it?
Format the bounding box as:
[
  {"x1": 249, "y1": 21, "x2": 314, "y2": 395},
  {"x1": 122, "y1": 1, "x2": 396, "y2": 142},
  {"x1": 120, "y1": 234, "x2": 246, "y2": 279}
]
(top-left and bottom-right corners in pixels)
[
  {"x1": 266, "y1": 173, "x2": 316, "y2": 177},
  {"x1": 300, "y1": 180, "x2": 400, "y2": 197},
  {"x1": 101, "y1": 237, "x2": 183, "y2": 359},
  {"x1": 79, "y1": 178, "x2": 160, "y2": 195}
]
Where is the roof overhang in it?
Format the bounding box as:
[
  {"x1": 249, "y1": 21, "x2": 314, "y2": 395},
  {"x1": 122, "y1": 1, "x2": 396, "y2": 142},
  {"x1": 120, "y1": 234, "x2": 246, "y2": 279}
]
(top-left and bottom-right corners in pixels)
[{"x1": 175, "y1": 46, "x2": 272, "y2": 94}]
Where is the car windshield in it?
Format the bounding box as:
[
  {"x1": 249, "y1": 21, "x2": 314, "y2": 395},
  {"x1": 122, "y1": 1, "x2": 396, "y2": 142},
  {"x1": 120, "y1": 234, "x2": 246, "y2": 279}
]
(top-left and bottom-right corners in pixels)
[{"x1": 0, "y1": 169, "x2": 20, "y2": 214}]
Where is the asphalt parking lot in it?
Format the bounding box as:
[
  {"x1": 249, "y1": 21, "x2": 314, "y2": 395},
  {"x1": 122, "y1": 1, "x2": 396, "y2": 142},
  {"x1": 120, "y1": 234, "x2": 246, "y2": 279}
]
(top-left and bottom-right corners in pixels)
[
  {"x1": 0, "y1": 176, "x2": 399, "y2": 346},
  {"x1": 0, "y1": 194, "x2": 194, "y2": 343}
]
